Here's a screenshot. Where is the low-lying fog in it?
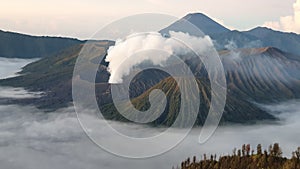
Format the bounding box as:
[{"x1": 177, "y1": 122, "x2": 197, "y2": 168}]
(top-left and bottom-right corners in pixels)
[
  {"x1": 0, "y1": 57, "x2": 37, "y2": 79},
  {"x1": 0, "y1": 58, "x2": 299, "y2": 169}
]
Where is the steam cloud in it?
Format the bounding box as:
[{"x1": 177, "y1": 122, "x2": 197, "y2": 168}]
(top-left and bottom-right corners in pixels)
[
  {"x1": 263, "y1": 0, "x2": 300, "y2": 33},
  {"x1": 105, "y1": 31, "x2": 213, "y2": 83}
]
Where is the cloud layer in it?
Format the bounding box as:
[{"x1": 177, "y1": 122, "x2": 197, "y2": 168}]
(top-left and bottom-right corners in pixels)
[
  {"x1": 0, "y1": 98, "x2": 300, "y2": 169},
  {"x1": 264, "y1": 0, "x2": 300, "y2": 33},
  {"x1": 0, "y1": 57, "x2": 37, "y2": 79}
]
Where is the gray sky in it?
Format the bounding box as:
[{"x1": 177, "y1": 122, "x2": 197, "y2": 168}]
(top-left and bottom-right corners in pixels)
[{"x1": 0, "y1": 0, "x2": 298, "y2": 39}]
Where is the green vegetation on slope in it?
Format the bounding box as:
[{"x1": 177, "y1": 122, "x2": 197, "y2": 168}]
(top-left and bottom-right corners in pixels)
[{"x1": 178, "y1": 143, "x2": 300, "y2": 169}]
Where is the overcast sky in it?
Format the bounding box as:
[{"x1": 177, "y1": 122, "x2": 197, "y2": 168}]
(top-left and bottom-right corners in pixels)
[{"x1": 1, "y1": 0, "x2": 299, "y2": 39}]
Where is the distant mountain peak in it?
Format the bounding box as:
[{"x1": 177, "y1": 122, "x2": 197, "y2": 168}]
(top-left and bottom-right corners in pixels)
[
  {"x1": 182, "y1": 13, "x2": 230, "y2": 34},
  {"x1": 252, "y1": 26, "x2": 293, "y2": 34},
  {"x1": 160, "y1": 12, "x2": 230, "y2": 36},
  {"x1": 247, "y1": 27, "x2": 277, "y2": 36},
  {"x1": 251, "y1": 26, "x2": 272, "y2": 30},
  {"x1": 183, "y1": 12, "x2": 210, "y2": 19},
  {"x1": 248, "y1": 26, "x2": 300, "y2": 36}
]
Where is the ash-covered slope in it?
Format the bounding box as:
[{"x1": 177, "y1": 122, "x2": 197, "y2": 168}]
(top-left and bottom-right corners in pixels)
[{"x1": 220, "y1": 47, "x2": 300, "y2": 102}]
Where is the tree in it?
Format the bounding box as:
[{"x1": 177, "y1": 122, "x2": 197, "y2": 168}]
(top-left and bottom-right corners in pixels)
[
  {"x1": 242, "y1": 144, "x2": 246, "y2": 156},
  {"x1": 272, "y1": 143, "x2": 282, "y2": 157},
  {"x1": 181, "y1": 162, "x2": 185, "y2": 169},
  {"x1": 292, "y1": 147, "x2": 300, "y2": 169},
  {"x1": 295, "y1": 147, "x2": 300, "y2": 159},
  {"x1": 269, "y1": 144, "x2": 273, "y2": 154},
  {"x1": 179, "y1": 144, "x2": 300, "y2": 169},
  {"x1": 246, "y1": 144, "x2": 251, "y2": 156},
  {"x1": 193, "y1": 156, "x2": 196, "y2": 164},
  {"x1": 237, "y1": 149, "x2": 241, "y2": 157},
  {"x1": 233, "y1": 148, "x2": 237, "y2": 156},
  {"x1": 257, "y1": 144, "x2": 262, "y2": 155}
]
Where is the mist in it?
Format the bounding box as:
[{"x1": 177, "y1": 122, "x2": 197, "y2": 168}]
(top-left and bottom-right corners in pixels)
[
  {"x1": 0, "y1": 87, "x2": 42, "y2": 99},
  {"x1": 0, "y1": 88, "x2": 300, "y2": 169},
  {"x1": 0, "y1": 57, "x2": 38, "y2": 79}
]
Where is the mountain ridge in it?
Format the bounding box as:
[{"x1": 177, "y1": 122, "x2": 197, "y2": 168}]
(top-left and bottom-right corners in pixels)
[
  {"x1": 1, "y1": 13, "x2": 300, "y2": 58},
  {"x1": 161, "y1": 13, "x2": 300, "y2": 55},
  {"x1": 0, "y1": 29, "x2": 84, "y2": 58},
  {"x1": 0, "y1": 29, "x2": 81, "y2": 40},
  {"x1": 243, "y1": 27, "x2": 300, "y2": 55}
]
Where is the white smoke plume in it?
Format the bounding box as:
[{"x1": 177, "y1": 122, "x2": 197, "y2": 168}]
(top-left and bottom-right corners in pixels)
[
  {"x1": 263, "y1": 0, "x2": 300, "y2": 34},
  {"x1": 105, "y1": 31, "x2": 213, "y2": 83},
  {"x1": 222, "y1": 40, "x2": 264, "y2": 62},
  {"x1": 223, "y1": 40, "x2": 242, "y2": 61}
]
